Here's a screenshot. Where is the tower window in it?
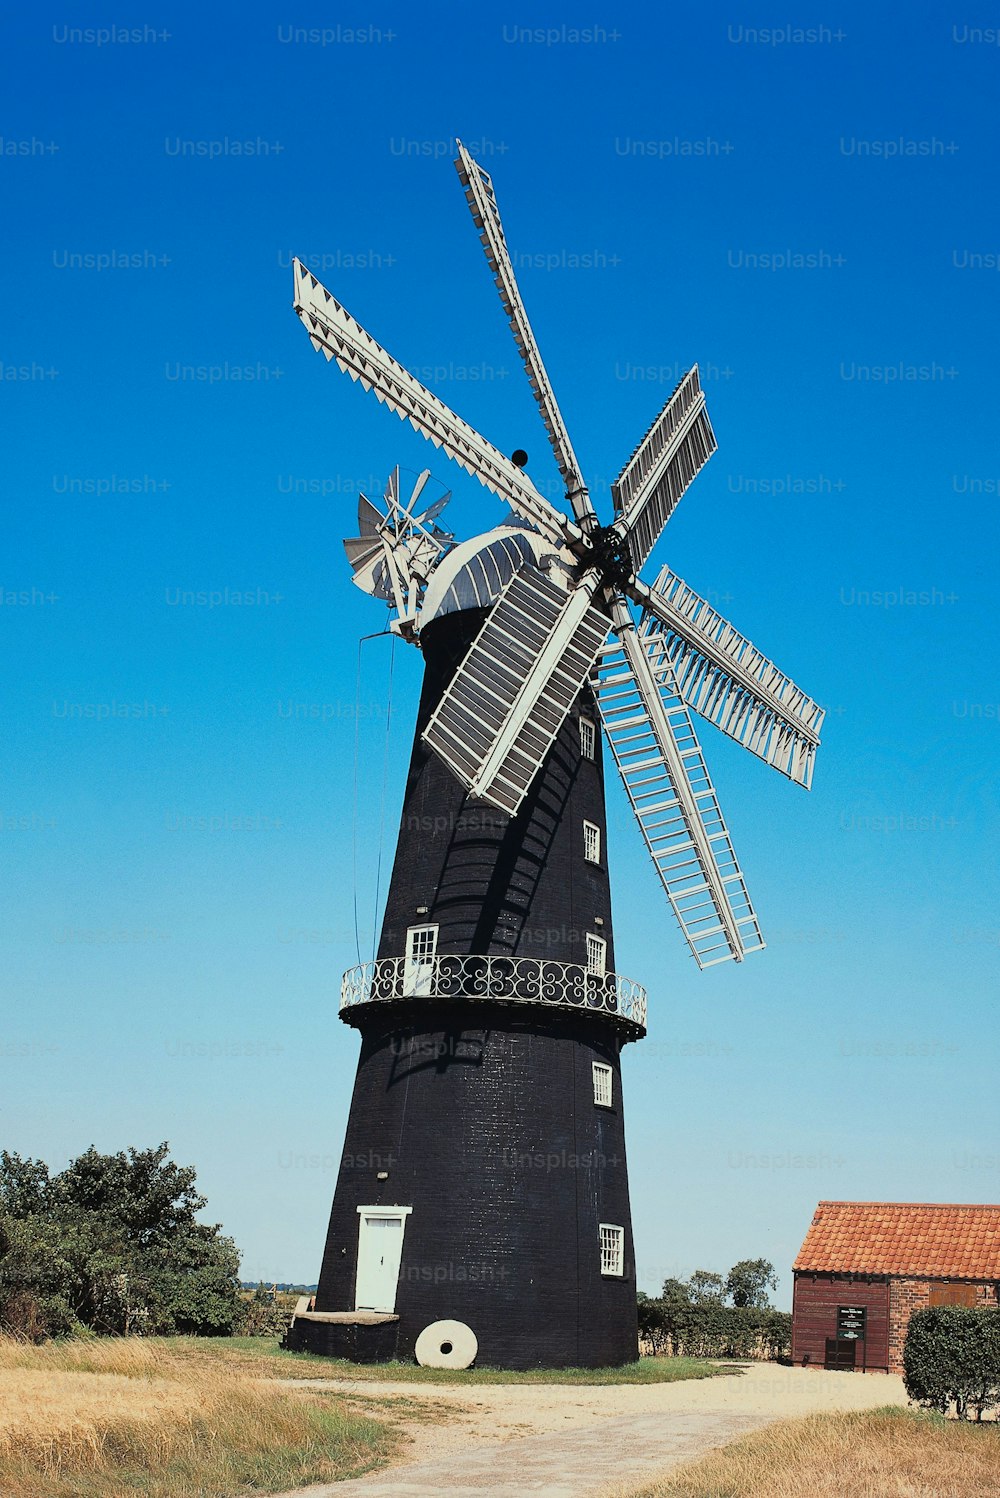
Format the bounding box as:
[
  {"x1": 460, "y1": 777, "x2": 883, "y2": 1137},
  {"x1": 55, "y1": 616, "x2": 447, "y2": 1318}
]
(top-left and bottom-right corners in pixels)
[
  {"x1": 579, "y1": 717, "x2": 596, "y2": 760},
  {"x1": 583, "y1": 821, "x2": 601, "y2": 864},
  {"x1": 592, "y1": 1061, "x2": 613, "y2": 1107},
  {"x1": 586, "y1": 933, "x2": 606, "y2": 976},
  {"x1": 600, "y1": 1223, "x2": 624, "y2": 1277}
]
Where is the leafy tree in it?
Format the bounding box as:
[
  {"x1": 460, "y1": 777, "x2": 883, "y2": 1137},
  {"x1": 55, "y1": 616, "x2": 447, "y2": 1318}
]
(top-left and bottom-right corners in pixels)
[
  {"x1": 637, "y1": 1293, "x2": 668, "y2": 1355},
  {"x1": 0, "y1": 1144, "x2": 240, "y2": 1340},
  {"x1": 687, "y1": 1269, "x2": 726, "y2": 1305},
  {"x1": 0, "y1": 1152, "x2": 52, "y2": 1217},
  {"x1": 660, "y1": 1277, "x2": 692, "y2": 1308},
  {"x1": 726, "y1": 1258, "x2": 778, "y2": 1309}
]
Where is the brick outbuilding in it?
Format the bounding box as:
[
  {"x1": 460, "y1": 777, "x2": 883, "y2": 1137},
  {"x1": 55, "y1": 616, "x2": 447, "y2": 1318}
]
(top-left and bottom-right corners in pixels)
[{"x1": 791, "y1": 1201, "x2": 1000, "y2": 1373}]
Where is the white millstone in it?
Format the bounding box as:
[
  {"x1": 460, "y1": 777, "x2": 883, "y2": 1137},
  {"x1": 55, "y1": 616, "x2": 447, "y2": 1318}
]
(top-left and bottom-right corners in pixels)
[{"x1": 414, "y1": 1318, "x2": 478, "y2": 1369}]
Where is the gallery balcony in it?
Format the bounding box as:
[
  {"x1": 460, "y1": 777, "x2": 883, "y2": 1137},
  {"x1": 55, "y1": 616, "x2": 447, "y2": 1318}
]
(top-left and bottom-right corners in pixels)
[{"x1": 339, "y1": 953, "x2": 647, "y2": 1035}]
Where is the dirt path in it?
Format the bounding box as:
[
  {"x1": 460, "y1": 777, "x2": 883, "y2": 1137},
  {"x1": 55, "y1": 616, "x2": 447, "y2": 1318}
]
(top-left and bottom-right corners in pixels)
[{"x1": 269, "y1": 1362, "x2": 910, "y2": 1497}]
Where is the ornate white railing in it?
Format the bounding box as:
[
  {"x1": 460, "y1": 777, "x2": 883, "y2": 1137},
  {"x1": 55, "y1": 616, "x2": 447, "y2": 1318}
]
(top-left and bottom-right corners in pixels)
[{"x1": 340, "y1": 954, "x2": 647, "y2": 1031}]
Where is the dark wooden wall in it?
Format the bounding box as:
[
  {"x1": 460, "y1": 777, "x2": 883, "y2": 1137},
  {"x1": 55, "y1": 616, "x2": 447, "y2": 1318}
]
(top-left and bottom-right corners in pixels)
[{"x1": 791, "y1": 1273, "x2": 890, "y2": 1371}]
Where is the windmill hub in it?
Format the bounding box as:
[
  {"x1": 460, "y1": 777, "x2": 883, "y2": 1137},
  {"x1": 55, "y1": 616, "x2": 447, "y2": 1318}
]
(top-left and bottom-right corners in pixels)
[{"x1": 589, "y1": 524, "x2": 635, "y2": 591}]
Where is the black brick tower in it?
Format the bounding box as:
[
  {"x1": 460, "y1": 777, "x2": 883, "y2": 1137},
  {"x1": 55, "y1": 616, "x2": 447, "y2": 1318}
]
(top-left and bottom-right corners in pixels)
[{"x1": 289, "y1": 606, "x2": 645, "y2": 1369}]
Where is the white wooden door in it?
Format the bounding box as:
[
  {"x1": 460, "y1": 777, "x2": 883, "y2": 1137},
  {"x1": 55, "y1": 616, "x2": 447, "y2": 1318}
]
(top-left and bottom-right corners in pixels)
[
  {"x1": 355, "y1": 1213, "x2": 406, "y2": 1311},
  {"x1": 403, "y1": 924, "x2": 437, "y2": 997}
]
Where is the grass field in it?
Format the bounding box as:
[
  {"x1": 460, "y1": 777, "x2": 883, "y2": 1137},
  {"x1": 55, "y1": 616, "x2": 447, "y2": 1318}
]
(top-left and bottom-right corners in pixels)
[
  {"x1": 0, "y1": 1335, "x2": 729, "y2": 1496},
  {"x1": 0, "y1": 1335, "x2": 731, "y2": 1386},
  {"x1": 0, "y1": 1336, "x2": 398, "y2": 1497},
  {"x1": 627, "y1": 1407, "x2": 1000, "y2": 1498},
  {"x1": 184, "y1": 1335, "x2": 733, "y2": 1385}
]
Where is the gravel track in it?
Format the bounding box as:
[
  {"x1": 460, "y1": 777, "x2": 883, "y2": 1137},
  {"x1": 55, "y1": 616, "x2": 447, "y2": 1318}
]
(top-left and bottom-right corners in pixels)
[{"x1": 267, "y1": 1362, "x2": 909, "y2": 1496}]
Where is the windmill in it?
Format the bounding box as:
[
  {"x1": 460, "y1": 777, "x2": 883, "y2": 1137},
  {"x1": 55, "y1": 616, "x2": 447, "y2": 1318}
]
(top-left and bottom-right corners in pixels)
[{"x1": 284, "y1": 142, "x2": 823, "y2": 1370}]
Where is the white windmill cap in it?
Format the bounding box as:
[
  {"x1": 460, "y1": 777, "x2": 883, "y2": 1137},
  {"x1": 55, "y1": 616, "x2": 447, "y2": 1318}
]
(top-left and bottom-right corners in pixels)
[{"x1": 418, "y1": 522, "x2": 559, "y2": 628}]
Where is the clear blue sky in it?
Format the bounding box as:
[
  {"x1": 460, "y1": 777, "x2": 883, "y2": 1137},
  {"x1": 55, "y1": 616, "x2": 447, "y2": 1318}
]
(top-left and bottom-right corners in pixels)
[{"x1": 2, "y1": 4, "x2": 998, "y2": 1307}]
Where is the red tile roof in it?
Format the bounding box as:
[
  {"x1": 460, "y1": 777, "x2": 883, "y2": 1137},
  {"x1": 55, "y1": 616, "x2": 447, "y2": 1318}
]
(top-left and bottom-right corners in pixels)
[{"x1": 794, "y1": 1201, "x2": 1000, "y2": 1280}]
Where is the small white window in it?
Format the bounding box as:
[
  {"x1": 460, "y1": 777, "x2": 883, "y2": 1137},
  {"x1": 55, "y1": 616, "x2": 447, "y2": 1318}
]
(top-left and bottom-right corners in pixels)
[
  {"x1": 586, "y1": 933, "x2": 606, "y2": 976},
  {"x1": 404, "y1": 924, "x2": 438, "y2": 996},
  {"x1": 600, "y1": 1223, "x2": 624, "y2": 1277},
  {"x1": 583, "y1": 821, "x2": 601, "y2": 864},
  {"x1": 592, "y1": 1061, "x2": 613, "y2": 1107},
  {"x1": 579, "y1": 717, "x2": 595, "y2": 760}
]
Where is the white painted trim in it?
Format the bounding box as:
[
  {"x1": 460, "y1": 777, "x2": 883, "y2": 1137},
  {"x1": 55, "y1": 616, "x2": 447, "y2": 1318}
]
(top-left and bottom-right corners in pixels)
[
  {"x1": 583, "y1": 820, "x2": 601, "y2": 864},
  {"x1": 599, "y1": 1222, "x2": 625, "y2": 1277},
  {"x1": 592, "y1": 1061, "x2": 613, "y2": 1108},
  {"x1": 586, "y1": 932, "x2": 607, "y2": 977}
]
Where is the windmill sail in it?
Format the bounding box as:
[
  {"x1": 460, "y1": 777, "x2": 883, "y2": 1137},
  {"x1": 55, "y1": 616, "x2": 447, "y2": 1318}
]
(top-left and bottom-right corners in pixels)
[
  {"x1": 342, "y1": 467, "x2": 454, "y2": 609},
  {"x1": 422, "y1": 566, "x2": 610, "y2": 815},
  {"x1": 612, "y1": 367, "x2": 717, "y2": 572},
  {"x1": 454, "y1": 141, "x2": 596, "y2": 529},
  {"x1": 595, "y1": 617, "x2": 763, "y2": 967},
  {"x1": 292, "y1": 146, "x2": 824, "y2": 974},
  {"x1": 293, "y1": 260, "x2": 569, "y2": 548},
  {"x1": 634, "y1": 567, "x2": 824, "y2": 789},
  {"x1": 342, "y1": 534, "x2": 393, "y2": 599},
  {"x1": 357, "y1": 494, "x2": 385, "y2": 538}
]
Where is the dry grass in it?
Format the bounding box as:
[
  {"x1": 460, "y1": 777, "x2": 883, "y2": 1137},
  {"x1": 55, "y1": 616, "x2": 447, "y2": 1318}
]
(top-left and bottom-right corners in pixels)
[
  {"x1": 0, "y1": 1335, "x2": 398, "y2": 1497},
  {"x1": 628, "y1": 1407, "x2": 1000, "y2": 1498},
  {"x1": 0, "y1": 1336, "x2": 176, "y2": 1378}
]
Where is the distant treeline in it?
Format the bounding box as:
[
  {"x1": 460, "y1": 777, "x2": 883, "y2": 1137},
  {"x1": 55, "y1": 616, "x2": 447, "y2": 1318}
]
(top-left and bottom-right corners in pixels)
[
  {"x1": 637, "y1": 1260, "x2": 791, "y2": 1361},
  {"x1": 239, "y1": 1283, "x2": 316, "y2": 1293},
  {"x1": 638, "y1": 1297, "x2": 791, "y2": 1360}
]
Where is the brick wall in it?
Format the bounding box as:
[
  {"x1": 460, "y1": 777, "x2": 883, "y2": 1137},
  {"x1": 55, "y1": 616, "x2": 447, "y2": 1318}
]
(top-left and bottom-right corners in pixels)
[
  {"x1": 794, "y1": 1275, "x2": 1000, "y2": 1373},
  {"x1": 888, "y1": 1279, "x2": 998, "y2": 1373},
  {"x1": 314, "y1": 1001, "x2": 638, "y2": 1368},
  {"x1": 887, "y1": 1279, "x2": 926, "y2": 1373},
  {"x1": 306, "y1": 602, "x2": 642, "y2": 1370}
]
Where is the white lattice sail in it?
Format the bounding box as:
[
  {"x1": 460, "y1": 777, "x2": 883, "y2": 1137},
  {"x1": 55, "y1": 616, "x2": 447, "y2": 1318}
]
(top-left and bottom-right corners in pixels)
[
  {"x1": 293, "y1": 259, "x2": 568, "y2": 547},
  {"x1": 637, "y1": 566, "x2": 825, "y2": 789},
  {"x1": 595, "y1": 625, "x2": 763, "y2": 967},
  {"x1": 422, "y1": 566, "x2": 610, "y2": 815},
  {"x1": 612, "y1": 367, "x2": 717, "y2": 572},
  {"x1": 454, "y1": 140, "x2": 594, "y2": 527},
  {"x1": 291, "y1": 143, "x2": 824, "y2": 973}
]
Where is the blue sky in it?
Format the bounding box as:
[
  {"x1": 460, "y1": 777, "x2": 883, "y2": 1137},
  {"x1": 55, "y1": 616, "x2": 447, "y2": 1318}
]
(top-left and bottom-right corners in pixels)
[{"x1": 2, "y1": 4, "x2": 998, "y2": 1306}]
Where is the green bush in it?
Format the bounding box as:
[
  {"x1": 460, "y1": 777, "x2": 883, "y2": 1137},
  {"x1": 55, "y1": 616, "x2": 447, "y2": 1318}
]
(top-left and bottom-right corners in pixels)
[
  {"x1": 637, "y1": 1296, "x2": 791, "y2": 1360},
  {"x1": 903, "y1": 1305, "x2": 1000, "y2": 1421},
  {"x1": 237, "y1": 1283, "x2": 297, "y2": 1338},
  {"x1": 0, "y1": 1144, "x2": 241, "y2": 1340}
]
